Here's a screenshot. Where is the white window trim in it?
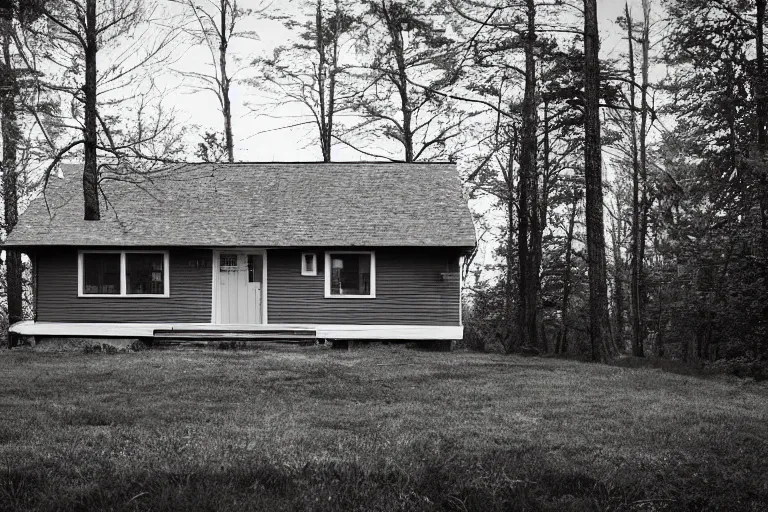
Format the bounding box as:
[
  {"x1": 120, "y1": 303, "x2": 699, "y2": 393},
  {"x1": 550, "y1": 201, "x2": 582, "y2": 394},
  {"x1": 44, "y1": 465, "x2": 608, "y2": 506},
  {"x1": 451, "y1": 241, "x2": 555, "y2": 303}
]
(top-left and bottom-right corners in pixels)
[
  {"x1": 324, "y1": 251, "x2": 376, "y2": 299},
  {"x1": 77, "y1": 250, "x2": 170, "y2": 298},
  {"x1": 301, "y1": 252, "x2": 317, "y2": 276}
]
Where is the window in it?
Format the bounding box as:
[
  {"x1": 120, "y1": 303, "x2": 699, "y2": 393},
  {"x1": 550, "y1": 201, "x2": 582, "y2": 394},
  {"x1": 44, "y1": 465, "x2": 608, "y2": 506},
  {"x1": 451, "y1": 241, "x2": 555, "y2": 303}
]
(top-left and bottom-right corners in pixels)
[
  {"x1": 248, "y1": 254, "x2": 263, "y2": 283},
  {"x1": 220, "y1": 254, "x2": 238, "y2": 269},
  {"x1": 126, "y1": 253, "x2": 165, "y2": 295},
  {"x1": 324, "y1": 251, "x2": 375, "y2": 298},
  {"x1": 301, "y1": 253, "x2": 317, "y2": 276},
  {"x1": 78, "y1": 251, "x2": 170, "y2": 297},
  {"x1": 83, "y1": 253, "x2": 120, "y2": 295}
]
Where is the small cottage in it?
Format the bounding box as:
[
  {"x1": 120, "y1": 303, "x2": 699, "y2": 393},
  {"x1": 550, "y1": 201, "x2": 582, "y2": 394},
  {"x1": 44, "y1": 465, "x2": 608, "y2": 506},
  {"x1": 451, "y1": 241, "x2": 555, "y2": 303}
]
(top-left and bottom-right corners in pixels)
[{"x1": 4, "y1": 162, "x2": 476, "y2": 343}]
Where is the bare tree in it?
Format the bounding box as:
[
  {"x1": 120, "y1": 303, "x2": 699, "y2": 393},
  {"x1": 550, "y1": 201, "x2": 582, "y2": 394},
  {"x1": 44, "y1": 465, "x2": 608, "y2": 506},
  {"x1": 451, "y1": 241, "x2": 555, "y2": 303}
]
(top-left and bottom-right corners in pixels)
[
  {"x1": 174, "y1": 0, "x2": 266, "y2": 163},
  {"x1": 348, "y1": 0, "x2": 469, "y2": 162},
  {"x1": 609, "y1": 0, "x2": 654, "y2": 357},
  {"x1": 254, "y1": 0, "x2": 356, "y2": 162},
  {"x1": 629, "y1": 0, "x2": 652, "y2": 358},
  {"x1": 32, "y1": 0, "x2": 184, "y2": 220}
]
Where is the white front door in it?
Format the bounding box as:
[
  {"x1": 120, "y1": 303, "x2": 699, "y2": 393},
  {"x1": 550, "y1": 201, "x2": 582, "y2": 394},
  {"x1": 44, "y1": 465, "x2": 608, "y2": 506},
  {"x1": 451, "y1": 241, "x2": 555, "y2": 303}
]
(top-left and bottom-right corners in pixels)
[{"x1": 217, "y1": 253, "x2": 263, "y2": 324}]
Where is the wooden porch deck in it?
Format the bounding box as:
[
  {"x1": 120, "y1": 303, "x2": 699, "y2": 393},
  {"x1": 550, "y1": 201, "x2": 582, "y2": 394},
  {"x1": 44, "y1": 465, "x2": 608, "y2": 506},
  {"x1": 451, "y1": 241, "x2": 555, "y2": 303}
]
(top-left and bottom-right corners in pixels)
[{"x1": 10, "y1": 321, "x2": 463, "y2": 341}]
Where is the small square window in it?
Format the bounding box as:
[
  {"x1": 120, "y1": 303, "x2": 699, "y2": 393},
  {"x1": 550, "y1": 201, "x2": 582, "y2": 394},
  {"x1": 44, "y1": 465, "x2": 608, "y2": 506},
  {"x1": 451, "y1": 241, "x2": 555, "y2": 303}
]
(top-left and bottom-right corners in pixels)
[
  {"x1": 301, "y1": 253, "x2": 317, "y2": 276},
  {"x1": 324, "y1": 252, "x2": 376, "y2": 298}
]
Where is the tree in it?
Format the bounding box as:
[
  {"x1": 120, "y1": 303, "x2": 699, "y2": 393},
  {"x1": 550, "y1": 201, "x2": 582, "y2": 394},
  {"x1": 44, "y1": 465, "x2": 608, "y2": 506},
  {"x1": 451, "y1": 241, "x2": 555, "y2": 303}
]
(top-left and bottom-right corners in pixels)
[
  {"x1": 635, "y1": 0, "x2": 652, "y2": 358},
  {"x1": 449, "y1": 0, "x2": 585, "y2": 352},
  {"x1": 255, "y1": 0, "x2": 357, "y2": 162},
  {"x1": 515, "y1": 0, "x2": 538, "y2": 351},
  {"x1": 0, "y1": 0, "x2": 51, "y2": 344},
  {"x1": 195, "y1": 130, "x2": 228, "y2": 162},
  {"x1": 757, "y1": 0, "x2": 767, "y2": 251},
  {"x1": 657, "y1": 0, "x2": 768, "y2": 361},
  {"x1": 34, "y1": 0, "x2": 182, "y2": 220},
  {"x1": 609, "y1": 0, "x2": 654, "y2": 357},
  {"x1": 349, "y1": 0, "x2": 467, "y2": 162},
  {"x1": 1, "y1": 4, "x2": 22, "y2": 344},
  {"x1": 625, "y1": 1, "x2": 646, "y2": 357},
  {"x1": 174, "y1": 0, "x2": 265, "y2": 163},
  {"x1": 583, "y1": 0, "x2": 613, "y2": 361},
  {"x1": 606, "y1": 179, "x2": 628, "y2": 349},
  {"x1": 553, "y1": 181, "x2": 583, "y2": 355}
]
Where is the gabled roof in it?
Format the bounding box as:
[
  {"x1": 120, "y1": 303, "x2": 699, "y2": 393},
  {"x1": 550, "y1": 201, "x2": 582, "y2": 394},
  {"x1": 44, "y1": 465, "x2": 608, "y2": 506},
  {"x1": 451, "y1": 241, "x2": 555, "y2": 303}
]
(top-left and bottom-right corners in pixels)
[{"x1": 4, "y1": 162, "x2": 476, "y2": 248}]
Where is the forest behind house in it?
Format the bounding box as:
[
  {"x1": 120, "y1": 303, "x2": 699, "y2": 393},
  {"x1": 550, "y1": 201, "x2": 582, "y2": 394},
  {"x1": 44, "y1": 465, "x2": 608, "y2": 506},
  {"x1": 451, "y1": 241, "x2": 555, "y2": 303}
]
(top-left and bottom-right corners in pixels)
[{"x1": 1, "y1": 0, "x2": 767, "y2": 373}]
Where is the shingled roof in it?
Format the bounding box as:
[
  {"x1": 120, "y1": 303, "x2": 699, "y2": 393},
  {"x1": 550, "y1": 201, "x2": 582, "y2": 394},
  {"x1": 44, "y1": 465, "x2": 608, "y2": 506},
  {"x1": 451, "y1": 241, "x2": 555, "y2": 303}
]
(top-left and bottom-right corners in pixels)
[{"x1": 4, "y1": 162, "x2": 476, "y2": 249}]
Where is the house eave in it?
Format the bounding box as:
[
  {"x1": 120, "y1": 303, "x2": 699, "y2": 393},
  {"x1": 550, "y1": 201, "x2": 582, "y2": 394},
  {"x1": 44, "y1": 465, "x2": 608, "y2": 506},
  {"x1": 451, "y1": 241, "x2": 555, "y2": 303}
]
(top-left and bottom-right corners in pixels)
[{"x1": 5, "y1": 242, "x2": 477, "y2": 250}]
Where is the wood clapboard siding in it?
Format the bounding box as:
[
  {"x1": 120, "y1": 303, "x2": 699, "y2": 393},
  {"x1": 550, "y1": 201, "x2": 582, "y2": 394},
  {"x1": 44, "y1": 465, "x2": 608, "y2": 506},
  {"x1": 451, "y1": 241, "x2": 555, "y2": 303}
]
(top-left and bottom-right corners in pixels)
[
  {"x1": 267, "y1": 249, "x2": 461, "y2": 326},
  {"x1": 36, "y1": 249, "x2": 212, "y2": 323}
]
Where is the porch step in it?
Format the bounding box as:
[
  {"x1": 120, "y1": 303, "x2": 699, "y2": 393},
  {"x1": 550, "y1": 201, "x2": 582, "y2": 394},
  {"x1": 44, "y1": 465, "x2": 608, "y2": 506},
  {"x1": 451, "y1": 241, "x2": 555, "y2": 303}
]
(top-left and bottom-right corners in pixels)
[
  {"x1": 152, "y1": 339, "x2": 316, "y2": 349},
  {"x1": 152, "y1": 329, "x2": 317, "y2": 341}
]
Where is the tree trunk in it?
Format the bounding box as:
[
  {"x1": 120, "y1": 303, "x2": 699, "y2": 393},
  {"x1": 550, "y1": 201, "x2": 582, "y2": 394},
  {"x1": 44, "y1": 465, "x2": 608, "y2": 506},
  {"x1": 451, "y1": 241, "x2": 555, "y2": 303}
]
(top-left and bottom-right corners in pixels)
[
  {"x1": 325, "y1": 62, "x2": 335, "y2": 163},
  {"x1": 380, "y1": 1, "x2": 413, "y2": 162},
  {"x1": 625, "y1": 2, "x2": 645, "y2": 358},
  {"x1": 395, "y1": 37, "x2": 412, "y2": 163},
  {"x1": 610, "y1": 202, "x2": 625, "y2": 351},
  {"x1": 505, "y1": 130, "x2": 518, "y2": 352},
  {"x1": 83, "y1": 0, "x2": 100, "y2": 220},
  {"x1": 757, "y1": 0, "x2": 766, "y2": 153},
  {"x1": 638, "y1": 0, "x2": 651, "y2": 355},
  {"x1": 756, "y1": 0, "x2": 768, "y2": 282},
  {"x1": 517, "y1": 0, "x2": 538, "y2": 350},
  {"x1": 315, "y1": 0, "x2": 330, "y2": 162},
  {"x1": 534, "y1": 100, "x2": 551, "y2": 353},
  {"x1": 517, "y1": 149, "x2": 529, "y2": 349},
  {"x1": 557, "y1": 197, "x2": 578, "y2": 355},
  {"x1": 583, "y1": 0, "x2": 612, "y2": 362},
  {"x1": 1, "y1": 16, "x2": 22, "y2": 346},
  {"x1": 220, "y1": 0, "x2": 234, "y2": 163}
]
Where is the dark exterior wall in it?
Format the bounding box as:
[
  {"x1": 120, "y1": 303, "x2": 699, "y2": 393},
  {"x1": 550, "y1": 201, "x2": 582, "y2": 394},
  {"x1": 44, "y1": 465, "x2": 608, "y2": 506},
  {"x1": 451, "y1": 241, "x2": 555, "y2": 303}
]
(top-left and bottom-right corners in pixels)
[
  {"x1": 33, "y1": 247, "x2": 461, "y2": 326},
  {"x1": 267, "y1": 248, "x2": 461, "y2": 325},
  {"x1": 35, "y1": 248, "x2": 212, "y2": 323}
]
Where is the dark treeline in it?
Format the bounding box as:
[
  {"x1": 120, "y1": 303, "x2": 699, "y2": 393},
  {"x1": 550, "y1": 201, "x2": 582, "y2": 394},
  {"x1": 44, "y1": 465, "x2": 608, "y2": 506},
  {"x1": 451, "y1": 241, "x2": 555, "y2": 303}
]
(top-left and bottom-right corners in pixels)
[
  {"x1": 463, "y1": 0, "x2": 768, "y2": 369},
  {"x1": 1, "y1": 0, "x2": 766, "y2": 368}
]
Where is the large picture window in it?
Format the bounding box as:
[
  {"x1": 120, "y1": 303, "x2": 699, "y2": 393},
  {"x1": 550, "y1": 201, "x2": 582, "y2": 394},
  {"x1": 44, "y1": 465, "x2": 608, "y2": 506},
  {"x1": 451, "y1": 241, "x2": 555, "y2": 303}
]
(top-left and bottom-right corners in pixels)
[
  {"x1": 324, "y1": 251, "x2": 376, "y2": 298},
  {"x1": 78, "y1": 251, "x2": 169, "y2": 297}
]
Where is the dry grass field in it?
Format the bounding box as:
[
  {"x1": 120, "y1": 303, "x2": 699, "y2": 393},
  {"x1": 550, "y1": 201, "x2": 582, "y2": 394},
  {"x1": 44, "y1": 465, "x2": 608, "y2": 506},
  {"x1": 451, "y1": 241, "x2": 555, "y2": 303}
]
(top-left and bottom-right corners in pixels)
[{"x1": 0, "y1": 344, "x2": 766, "y2": 511}]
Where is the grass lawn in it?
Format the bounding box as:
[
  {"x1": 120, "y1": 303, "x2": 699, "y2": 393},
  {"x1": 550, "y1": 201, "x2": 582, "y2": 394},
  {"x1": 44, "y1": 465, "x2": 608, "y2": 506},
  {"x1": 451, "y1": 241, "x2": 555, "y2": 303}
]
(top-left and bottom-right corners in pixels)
[{"x1": 0, "y1": 345, "x2": 766, "y2": 511}]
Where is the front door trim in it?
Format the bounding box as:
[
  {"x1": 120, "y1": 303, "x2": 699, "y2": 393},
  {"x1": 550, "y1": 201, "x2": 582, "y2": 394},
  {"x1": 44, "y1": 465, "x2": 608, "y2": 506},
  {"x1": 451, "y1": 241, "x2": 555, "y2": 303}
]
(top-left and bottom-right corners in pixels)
[{"x1": 211, "y1": 249, "x2": 268, "y2": 324}]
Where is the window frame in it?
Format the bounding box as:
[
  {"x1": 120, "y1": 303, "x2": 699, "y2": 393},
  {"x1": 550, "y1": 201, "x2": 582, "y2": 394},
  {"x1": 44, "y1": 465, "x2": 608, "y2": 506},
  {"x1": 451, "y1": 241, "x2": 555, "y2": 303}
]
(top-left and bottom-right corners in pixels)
[
  {"x1": 77, "y1": 250, "x2": 170, "y2": 298},
  {"x1": 324, "y1": 251, "x2": 376, "y2": 299},
  {"x1": 301, "y1": 252, "x2": 317, "y2": 276}
]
